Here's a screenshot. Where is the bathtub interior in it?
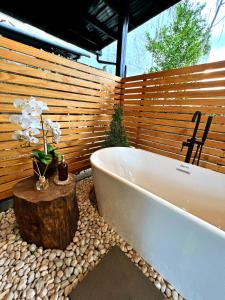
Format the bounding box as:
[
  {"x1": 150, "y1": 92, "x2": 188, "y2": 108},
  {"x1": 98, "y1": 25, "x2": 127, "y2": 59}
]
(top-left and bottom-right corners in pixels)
[{"x1": 92, "y1": 147, "x2": 225, "y2": 231}]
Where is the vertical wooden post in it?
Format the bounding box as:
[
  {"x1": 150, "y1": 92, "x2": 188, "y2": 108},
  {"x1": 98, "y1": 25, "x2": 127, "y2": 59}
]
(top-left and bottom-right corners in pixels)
[{"x1": 116, "y1": 0, "x2": 129, "y2": 77}]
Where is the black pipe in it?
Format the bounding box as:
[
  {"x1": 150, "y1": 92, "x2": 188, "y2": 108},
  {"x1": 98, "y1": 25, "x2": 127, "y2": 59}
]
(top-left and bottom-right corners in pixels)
[
  {"x1": 202, "y1": 116, "x2": 213, "y2": 143},
  {"x1": 184, "y1": 139, "x2": 196, "y2": 163},
  {"x1": 96, "y1": 52, "x2": 116, "y2": 66},
  {"x1": 196, "y1": 116, "x2": 213, "y2": 165}
]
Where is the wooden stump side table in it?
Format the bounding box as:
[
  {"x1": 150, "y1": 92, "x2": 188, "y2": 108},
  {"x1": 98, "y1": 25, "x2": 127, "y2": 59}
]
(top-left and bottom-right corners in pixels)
[{"x1": 13, "y1": 175, "x2": 78, "y2": 250}]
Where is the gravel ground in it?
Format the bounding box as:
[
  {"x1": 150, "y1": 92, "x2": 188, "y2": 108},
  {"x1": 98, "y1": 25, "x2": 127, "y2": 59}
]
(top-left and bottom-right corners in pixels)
[{"x1": 0, "y1": 177, "x2": 183, "y2": 300}]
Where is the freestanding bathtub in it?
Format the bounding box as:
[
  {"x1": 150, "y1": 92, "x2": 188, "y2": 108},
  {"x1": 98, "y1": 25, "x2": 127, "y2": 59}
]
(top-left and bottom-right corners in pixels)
[{"x1": 91, "y1": 147, "x2": 225, "y2": 300}]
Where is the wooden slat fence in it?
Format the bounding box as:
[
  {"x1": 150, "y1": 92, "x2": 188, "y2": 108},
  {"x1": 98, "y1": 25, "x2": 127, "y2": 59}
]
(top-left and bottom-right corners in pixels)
[
  {"x1": 0, "y1": 36, "x2": 121, "y2": 200},
  {"x1": 1, "y1": 35, "x2": 225, "y2": 201},
  {"x1": 122, "y1": 61, "x2": 225, "y2": 174}
]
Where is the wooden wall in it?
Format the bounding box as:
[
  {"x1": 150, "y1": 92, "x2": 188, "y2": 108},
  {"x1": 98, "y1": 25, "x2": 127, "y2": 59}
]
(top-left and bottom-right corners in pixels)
[
  {"x1": 0, "y1": 36, "x2": 121, "y2": 200},
  {"x1": 1, "y1": 35, "x2": 225, "y2": 201},
  {"x1": 122, "y1": 61, "x2": 225, "y2": 174}
]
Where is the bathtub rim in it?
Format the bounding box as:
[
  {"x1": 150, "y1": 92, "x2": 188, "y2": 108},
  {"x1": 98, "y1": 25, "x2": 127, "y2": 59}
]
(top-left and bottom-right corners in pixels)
[{"x1": 90, "y1": 147, "x2": 225, "y2": 239}]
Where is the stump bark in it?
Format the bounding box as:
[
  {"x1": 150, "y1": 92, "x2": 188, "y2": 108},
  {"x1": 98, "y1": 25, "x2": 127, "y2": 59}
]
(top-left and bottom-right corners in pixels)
[{"x1": 13, "y1": 176, "x2": 78, "y2": 250}]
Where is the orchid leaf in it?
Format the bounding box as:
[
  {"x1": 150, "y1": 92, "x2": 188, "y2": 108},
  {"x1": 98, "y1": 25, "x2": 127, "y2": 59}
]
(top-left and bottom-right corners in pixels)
[
  {"x1": 47, "y1": 144, "x2": 55, "y2": 153},
  {"x1": 40, "y1": 154, "x2": 52, "y2": 165},
  {"x1": 32, "y1": 149, "x2": 44, "y2": 159}
]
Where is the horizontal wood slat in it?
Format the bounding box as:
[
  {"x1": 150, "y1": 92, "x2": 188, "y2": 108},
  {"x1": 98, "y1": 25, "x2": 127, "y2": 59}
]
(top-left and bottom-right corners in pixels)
[
  {"x1": 1, "y1": 35, "x2": 225, "y2": 200},
  {"x1": 123, "y1": 61, "x2": 225, "y2": 174},
  {"x1": 0, "y1": 37, "x2": 121, "y2": 200},
  {"x1": 122, "y1": 60, "x2": 225, "y2": 82},
  {"x1": 0, "y1": 36, "x2": 120, "y2": 82}
]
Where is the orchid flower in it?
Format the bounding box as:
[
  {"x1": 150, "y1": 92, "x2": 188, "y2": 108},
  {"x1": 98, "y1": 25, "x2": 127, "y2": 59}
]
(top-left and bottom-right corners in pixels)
[
  {"x1": 10, "y1": 97, "x2": 61, "y2": 150},
  {"x1": 12, "y1": 129, "x2": 39, "y2": 144},
  {"x1": 44, "y1": 118, "x2": 61, "y2": 144}
]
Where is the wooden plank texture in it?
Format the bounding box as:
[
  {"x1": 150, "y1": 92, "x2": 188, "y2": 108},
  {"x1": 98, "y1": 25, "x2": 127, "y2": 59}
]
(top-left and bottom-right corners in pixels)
[
  {"x1": 0, "y1": 37, "x2": 121, "y2": 200},
  {"x1": 123, "y1": 60, "x2": 225, "y2": 175},
  {"x1": 1, "y1": 35, "x2": 225, "y2": 200}
]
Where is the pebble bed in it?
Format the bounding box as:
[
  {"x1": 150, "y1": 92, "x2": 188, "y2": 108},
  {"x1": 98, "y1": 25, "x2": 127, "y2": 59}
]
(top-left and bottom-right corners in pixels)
[{"x1": 0, "y1": 177, "x2": 184, "y2": 300}]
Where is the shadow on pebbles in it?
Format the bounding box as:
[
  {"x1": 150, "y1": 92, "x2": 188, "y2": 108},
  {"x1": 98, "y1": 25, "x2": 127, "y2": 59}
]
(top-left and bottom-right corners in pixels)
[{"x1": 0, "y1": 177, "x2": 183, "y2": 300}]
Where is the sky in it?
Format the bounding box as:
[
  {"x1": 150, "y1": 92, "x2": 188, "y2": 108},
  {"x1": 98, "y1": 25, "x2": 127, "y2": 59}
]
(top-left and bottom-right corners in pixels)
[
  {"x1": 200, "y1": 0, "x2": 225, "y2": 62},
  {"x1": 0, "y1": 0, "x2": 224, "y2": 76}
]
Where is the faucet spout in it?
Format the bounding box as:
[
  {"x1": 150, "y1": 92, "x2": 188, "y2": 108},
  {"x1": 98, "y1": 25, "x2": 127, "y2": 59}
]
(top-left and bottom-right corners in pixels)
[{"x1": 191, "y1": 111, "x2": 202, "y2": 140}]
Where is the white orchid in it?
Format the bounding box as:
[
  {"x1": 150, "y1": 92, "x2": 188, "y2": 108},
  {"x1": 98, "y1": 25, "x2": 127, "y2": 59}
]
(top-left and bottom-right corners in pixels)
[
  {"x1": 12, "y1": 129, "x2": 39, "y2": 144},
  {"x1": 52, "y1": 132, "x2": 61, "y2": 144},
  {"x1": 13, "y1": 99, "x2": 24, "y2": 109},
  {"x1": 13, "y1": 97, "x2": 48, "y2": 117},
  {"x1": 12, "y1": 130, "x2": 25, "y2": 141},
  {"x1": 9, "y1": 114, "x2": 21, "y2": 124},
  {"x1": 29, "y1": 136, "x2": 39, "y2": 144},
  {"x1": 10, "y1": 97, "x2": 61, "y2": 153},
  {"x1": 21, "y1": 115, "x2": 41, "y2": 129},
  {"x1": 43, "y1": 118, "x2": 61, "y2": 144}
]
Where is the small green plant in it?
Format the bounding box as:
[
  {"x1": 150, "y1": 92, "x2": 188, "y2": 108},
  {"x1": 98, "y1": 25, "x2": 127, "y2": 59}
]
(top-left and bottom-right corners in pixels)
[
  {"x1": 32, "y1": 144, "x2": 61, "y2": 165},
  {"x1": 104, "y1": 104, "x2": 129, "y2": 147}
]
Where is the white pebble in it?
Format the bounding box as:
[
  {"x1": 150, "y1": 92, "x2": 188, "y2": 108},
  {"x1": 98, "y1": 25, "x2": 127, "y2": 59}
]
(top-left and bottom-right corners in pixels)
[
  {"x1": 15, "y1": 261, "x2": 25, "y2": 271},
  {"x1": 0, "y1": 179, "x2": 181, "y2": 300},
  {"x1": 166, "y1": 288, "x2": 172, "y2": 297},
  {"x1": 30, "y1": 244, "x2": 36, "y2": 252},
  {"x1": 17, "y1": 277, "x2": 27, "y2": 290},
  {"x1": 161, "y1": 282, "x2": 166, "y2": 293},
  {"x1": 49, "y1": 253, "x2": 56, "y2": 261},
  {"x1": 40, "y1": 287, "x2": 48, "y2": 297},
  {"x1": 154, "y1": 281, "x2": 161, "y2": 290},
  {"x1": 0, "y1": 257, "x2": 6, "y2": 266},
  {"x1": 26, "y1": 289, "x2": 35, "y2": 299},
  {"x1": 172, "y1": 290, "x2": 179, "y2": 300}
]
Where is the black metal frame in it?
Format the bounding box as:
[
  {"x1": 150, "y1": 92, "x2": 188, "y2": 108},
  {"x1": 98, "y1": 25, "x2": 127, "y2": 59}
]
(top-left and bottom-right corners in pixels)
[
  {"x1": 0, "y1": 0, "x2": 180, "y2": 73},
  {"x1": 116, "y1": 0, "x2": 129, "y2": 77}
]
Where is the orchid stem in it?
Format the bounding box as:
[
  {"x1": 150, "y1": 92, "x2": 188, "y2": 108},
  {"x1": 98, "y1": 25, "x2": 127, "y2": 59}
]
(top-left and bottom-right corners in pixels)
[{"x1": 40, "y1": 114, "x2": 47, "y2": 155}]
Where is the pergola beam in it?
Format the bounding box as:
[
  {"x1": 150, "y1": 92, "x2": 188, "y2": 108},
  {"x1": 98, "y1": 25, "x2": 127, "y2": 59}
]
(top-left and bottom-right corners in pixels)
[{"x1": 85, "y1": 15, "x2": 117, "y2": 41}]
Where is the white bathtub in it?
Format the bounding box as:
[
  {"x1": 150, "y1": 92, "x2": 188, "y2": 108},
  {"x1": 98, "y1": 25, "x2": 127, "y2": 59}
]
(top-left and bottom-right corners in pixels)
[{"x1": 91, "y1": 147, "x2": 225, "y2": 300}]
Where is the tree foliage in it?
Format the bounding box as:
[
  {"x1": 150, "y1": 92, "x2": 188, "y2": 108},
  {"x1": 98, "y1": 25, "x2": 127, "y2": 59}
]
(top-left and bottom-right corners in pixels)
[
  {"x1": 104, "y1": 104, "x2": 129, "y2": 148},
  {"x1": 146, "y1": 0, "x2": 211, "y2": 72}
]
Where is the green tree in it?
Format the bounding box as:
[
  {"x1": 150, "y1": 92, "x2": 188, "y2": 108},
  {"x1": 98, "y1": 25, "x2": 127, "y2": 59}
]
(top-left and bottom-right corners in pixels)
[
  {"x1": 146, "y1": 0, "x2": 211, "y2": 72},
  {"x1": 104, "y1": 104, "x2": 129, "y2": 147}
]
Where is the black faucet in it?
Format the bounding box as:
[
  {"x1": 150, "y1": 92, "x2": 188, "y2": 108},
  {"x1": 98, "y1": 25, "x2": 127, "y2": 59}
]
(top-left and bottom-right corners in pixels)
[
  {"x1": 181, "y1": 111, "x2": 213, "y2": 165},
  {"x1": 182, "y1": 111, "x2": 202, "y2": 163},
  {"x1": 193, "y1": 116, "x2": 213, "y2": 165}
]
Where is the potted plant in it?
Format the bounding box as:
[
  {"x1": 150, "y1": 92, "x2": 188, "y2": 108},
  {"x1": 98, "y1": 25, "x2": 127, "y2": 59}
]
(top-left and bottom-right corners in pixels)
[
  {"x1": 10, "y1": 97, "x2": 61, "y2": 179},
  {"x1": 104, "y1": 104, "x2": 129, "y2": 147},
  {"x1": 32, "y1": 144, "x2": 61, "y2": 179}
]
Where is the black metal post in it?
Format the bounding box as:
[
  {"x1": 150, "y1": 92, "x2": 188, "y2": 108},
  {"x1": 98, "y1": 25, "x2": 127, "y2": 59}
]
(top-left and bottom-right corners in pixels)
[{"x1": 116, "y1": 0, "x2": 129, "y2": 77}]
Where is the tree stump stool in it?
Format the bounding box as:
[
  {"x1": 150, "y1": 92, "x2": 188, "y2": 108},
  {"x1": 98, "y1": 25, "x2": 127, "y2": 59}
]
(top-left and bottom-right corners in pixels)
[{"x1": 13, "y1": 175, "x2": 78, "y2": 250}]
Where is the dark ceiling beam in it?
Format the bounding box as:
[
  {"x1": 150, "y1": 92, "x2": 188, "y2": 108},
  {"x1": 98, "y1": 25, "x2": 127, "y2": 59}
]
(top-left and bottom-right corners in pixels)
[
  {"x1": 85, "y1": 14, "x2": 117, "y2": 40},
  {"x1": 65, "y1": 27, "x2": 102, "y2": 52},
  {"x1": 104, "y1": 0, "x2": 135, "y2": 29}
]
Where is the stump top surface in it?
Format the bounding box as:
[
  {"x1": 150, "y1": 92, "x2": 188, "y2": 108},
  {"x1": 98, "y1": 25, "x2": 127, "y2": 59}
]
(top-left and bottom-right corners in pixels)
[{"x1": 13, "y1": 175, "x2": 76, "y2": 203}]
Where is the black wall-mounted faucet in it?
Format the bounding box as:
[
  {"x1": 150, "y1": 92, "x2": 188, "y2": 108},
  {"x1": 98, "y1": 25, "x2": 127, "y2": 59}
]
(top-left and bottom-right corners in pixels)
[
  {"x1": 181, "y1": 111, "x2": 213, "y2": 165},
  {"x1": 182, "y1": 111, "x2": 202, "y2": 163},
  {"x1": 193, "y1": 116, "x2": 213, "y2": 165}
]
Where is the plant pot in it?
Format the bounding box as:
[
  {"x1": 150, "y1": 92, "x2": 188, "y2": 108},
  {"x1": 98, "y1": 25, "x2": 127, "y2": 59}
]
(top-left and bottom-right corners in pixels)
[{"x1": 33, "y1": 157, "x2": 58, "y2": 179}]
